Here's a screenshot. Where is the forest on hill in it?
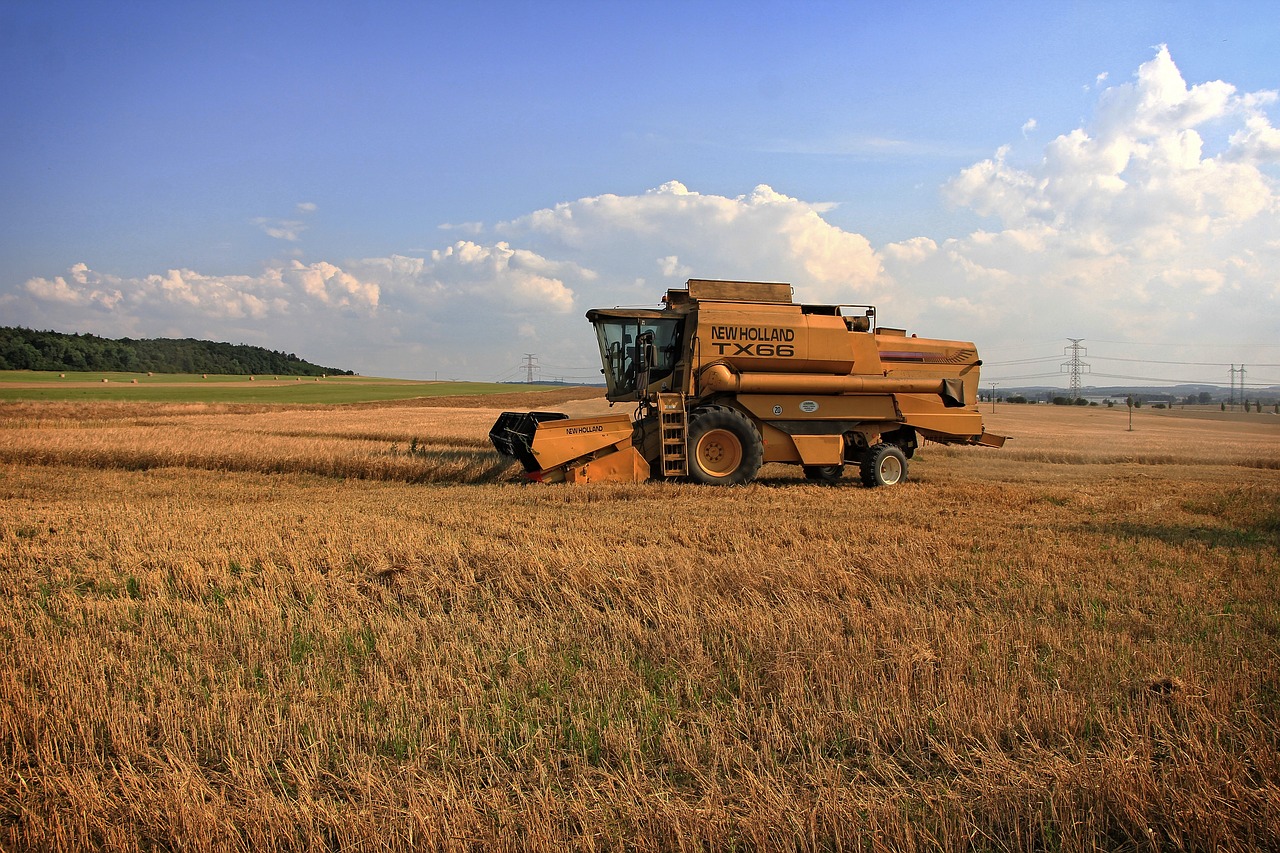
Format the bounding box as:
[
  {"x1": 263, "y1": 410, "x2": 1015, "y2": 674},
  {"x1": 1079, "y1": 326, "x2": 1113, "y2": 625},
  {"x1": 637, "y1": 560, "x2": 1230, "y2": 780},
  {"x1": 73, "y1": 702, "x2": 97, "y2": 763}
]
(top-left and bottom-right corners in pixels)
[{"x1": 0, "y1": 327, "x2": 353, "y2": 376}]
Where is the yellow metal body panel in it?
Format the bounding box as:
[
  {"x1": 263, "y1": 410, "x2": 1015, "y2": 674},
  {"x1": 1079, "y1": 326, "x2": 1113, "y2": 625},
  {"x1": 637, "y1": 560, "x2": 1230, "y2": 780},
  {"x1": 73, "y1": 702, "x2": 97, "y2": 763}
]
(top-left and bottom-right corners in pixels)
[
  {"x1": 528, "y1": 413, "x2": 635, "y2": 471},
  {"x1": 976, "y1": 431, "x2": 1008, "y2": 448},
  {"x1": 691, "y1": 302, "x2": 860, "y2": 375},
  {"x1": 790, "y1": 434, "x2": 844, "y2": 465},
  {"x1": 735, "y1": 393, "x2": 900, "y2": 423},
  {"x1": 759, "y1": 423, "x2": 801, "y2": 463},
  {"x1": 879, "y1": 334, "x2": 982, "y2": 419},
  {"x1": 564, "y1": 446, "x2": 650, "y2": 483},
  {"x1": 893, "y1": 393, "x2": 985, "y2": 440}
]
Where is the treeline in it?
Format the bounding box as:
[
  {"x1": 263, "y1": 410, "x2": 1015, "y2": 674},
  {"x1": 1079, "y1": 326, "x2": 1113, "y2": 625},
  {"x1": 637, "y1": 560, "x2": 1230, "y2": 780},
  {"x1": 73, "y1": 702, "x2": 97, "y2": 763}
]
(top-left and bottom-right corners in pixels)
[{"x1": 0, "y1": 327, "x2": 353, "y2": 376}]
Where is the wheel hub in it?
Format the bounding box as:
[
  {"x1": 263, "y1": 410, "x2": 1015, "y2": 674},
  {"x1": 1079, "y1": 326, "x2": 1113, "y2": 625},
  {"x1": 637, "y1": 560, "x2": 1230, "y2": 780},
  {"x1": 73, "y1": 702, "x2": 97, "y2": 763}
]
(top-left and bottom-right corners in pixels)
[{"x1": 696, "y1": 428, "x2": 743, "y2": 475}]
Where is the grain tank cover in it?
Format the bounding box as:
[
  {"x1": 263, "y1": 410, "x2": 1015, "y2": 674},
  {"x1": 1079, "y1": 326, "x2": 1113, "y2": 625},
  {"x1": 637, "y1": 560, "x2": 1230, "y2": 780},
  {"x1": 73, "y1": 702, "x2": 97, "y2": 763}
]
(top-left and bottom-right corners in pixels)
[{"x1": 685, "y1": 279, "x2": 793, "y2": 303}]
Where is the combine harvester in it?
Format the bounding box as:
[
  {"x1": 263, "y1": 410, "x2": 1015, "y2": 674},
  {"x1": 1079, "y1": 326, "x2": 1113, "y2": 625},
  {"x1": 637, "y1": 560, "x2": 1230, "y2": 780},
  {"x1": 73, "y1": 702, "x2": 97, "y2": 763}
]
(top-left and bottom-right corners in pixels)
[{"x1": 490, "y1": 279, "x2": 1005, "y2": 486}]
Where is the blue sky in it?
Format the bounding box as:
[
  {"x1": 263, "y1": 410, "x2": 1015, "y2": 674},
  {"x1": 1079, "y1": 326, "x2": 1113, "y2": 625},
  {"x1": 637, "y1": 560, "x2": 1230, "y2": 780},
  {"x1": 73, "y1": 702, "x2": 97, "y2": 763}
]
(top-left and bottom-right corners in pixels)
[{"x1": 3, "y1": 1, "x2": 1278, "y2": 387}]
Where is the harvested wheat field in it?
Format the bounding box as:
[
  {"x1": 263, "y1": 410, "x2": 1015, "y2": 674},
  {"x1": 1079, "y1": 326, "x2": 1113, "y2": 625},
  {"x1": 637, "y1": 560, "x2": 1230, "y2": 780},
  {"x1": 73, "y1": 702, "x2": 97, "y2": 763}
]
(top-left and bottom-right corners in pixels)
[{"x1": 2, "y1": 392, "x2": 1278, "y2": 851}]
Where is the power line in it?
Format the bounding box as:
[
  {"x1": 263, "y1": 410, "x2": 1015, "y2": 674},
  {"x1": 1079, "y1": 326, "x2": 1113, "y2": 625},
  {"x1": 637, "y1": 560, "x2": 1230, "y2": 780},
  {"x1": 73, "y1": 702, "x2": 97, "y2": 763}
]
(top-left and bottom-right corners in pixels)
[
  {"x1": 980, "y1": 339, "x2": 1071, "y2": 353},
  {"x1": 1084, "y1": 371, "x2": 1277, "y2": 386},
  {"x1": 1087, "y1": 338, "x2": 1280, "y2": 349},
  {"x1": 983, "y1": 355, "x2": 1063, "y2": 366},
  {"x1": 990, "y1": 352, "x2": 1280, "y2": 369},
  {"x1": 984, "y1": 371, "x2": 1072, "y2": 381},
  {"x1": 536, "y1": 365, "x2": 600, "y2": 374},
  {"x1": 1090, "y1": 355, "x2": 1280, "y2": 368},
  {"x1": 985, "y1": 367, "x2": 1279, "y2": 386}
]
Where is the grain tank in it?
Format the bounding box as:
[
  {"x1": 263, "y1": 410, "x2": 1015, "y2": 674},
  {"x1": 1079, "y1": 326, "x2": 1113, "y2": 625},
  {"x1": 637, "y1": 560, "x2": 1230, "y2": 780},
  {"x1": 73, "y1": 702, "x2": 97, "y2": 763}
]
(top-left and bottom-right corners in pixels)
[{"x1": 490, "y1": 279, "x2": 1005, "y2": 486}]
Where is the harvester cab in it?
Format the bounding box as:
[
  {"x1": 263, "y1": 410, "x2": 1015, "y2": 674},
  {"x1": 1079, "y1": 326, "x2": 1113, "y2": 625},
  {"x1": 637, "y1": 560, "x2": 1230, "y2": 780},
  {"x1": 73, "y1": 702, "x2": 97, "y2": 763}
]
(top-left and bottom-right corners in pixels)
[
  {"x1": 589, "y1": 310, "x2": 684, "y2": 404},
  {"x1": 489, "y1": 278, "x2": 1006, "y2": 486}
]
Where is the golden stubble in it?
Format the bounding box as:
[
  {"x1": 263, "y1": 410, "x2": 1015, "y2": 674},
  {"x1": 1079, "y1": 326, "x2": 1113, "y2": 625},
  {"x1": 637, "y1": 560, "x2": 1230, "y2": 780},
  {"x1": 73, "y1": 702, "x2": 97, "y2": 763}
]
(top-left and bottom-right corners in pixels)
[{"x1": 1, "y1": 396, "x2": 1278, "y2": 850}]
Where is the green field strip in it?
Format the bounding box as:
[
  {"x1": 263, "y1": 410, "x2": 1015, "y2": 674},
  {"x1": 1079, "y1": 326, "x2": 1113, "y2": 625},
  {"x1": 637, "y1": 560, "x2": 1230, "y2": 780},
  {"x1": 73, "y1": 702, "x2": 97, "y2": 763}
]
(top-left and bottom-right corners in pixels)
[{"x1": 0, "y1": 372, "x2": 564, "y2": 404}]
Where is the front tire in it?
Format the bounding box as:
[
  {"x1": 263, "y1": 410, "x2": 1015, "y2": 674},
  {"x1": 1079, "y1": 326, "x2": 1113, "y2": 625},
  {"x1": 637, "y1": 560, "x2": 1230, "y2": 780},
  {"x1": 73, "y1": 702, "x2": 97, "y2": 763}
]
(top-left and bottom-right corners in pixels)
[
  {"x1": 687, "y1": 406, "x2": 763, "y2": 485},
  {"x1": 860, "y1": 443, "x2": 908, "y2": 487}
]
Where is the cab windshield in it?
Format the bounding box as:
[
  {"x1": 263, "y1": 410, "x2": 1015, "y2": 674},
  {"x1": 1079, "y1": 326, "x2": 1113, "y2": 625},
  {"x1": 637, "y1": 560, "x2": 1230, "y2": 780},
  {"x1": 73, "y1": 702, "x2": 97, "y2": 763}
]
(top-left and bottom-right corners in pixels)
[{"x1": 592, "y1": 316, "x2": 683, "y2": 398}]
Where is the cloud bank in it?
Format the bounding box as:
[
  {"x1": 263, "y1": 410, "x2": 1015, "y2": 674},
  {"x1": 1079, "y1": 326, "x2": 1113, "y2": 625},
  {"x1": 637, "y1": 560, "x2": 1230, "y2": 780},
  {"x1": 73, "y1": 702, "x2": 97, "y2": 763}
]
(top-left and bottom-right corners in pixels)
[
  {"x1": 924, "y1": 45, "x2": 1278, "y2": 351},
  {"x1": 8, "y1": 47, "x2": 1276, "y2": 382}
]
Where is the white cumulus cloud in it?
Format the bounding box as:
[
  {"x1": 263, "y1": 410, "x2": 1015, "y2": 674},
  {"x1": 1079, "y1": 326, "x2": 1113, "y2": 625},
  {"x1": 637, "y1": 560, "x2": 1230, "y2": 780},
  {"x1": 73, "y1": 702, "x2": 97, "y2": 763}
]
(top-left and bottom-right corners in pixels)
[
  {"x1": 928, "y1": 45, "x2": 1279, "y2": 351},
  {"x1": 22, "y1": 260, "x2": 378, "y2": 329},
  {"x1": 499, "y1": 180, "x2": 884, "y2": 306},
  {"x1": 658, "y1": 256, "x2": 692, "y2": 278}
]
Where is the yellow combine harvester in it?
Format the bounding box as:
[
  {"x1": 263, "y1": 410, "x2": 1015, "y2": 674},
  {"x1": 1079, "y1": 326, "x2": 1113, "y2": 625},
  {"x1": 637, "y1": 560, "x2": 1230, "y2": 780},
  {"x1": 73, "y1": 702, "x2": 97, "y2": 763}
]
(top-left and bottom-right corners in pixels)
[{"x1": 490, "y1": 279, "x2": 1005, "y2": 486}]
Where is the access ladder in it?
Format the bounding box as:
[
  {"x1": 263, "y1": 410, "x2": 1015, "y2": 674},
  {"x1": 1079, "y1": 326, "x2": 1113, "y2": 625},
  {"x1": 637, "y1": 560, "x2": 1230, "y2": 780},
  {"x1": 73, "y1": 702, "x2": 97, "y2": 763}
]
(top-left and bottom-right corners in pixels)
[{"x1": 657, "y1": 393, "x2": 688, "y2": 477}]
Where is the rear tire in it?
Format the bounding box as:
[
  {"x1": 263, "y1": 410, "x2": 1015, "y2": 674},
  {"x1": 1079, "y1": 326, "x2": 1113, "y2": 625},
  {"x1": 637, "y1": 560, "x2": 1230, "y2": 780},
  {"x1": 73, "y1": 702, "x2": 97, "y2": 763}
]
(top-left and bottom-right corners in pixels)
[
  {"x1": 687, "y1": 406, "x2": 763, "y2": 485},
  {"x1": 803, "y1": 464, "x2": 844, "y2": 484},
  {"x1": 860, "y1": 444, "x2": 908, "y2": 487}
]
